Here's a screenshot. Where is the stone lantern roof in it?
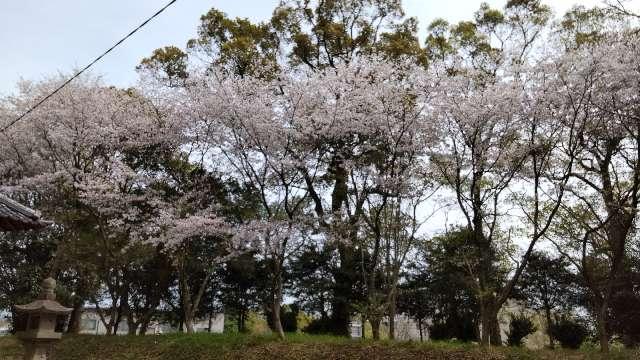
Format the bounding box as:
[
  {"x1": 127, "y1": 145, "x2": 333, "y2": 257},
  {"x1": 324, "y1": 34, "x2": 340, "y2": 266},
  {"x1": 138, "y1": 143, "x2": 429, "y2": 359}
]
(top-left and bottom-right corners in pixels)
[
  {"x1": 14, "y1": 278, "x2": 72, "y2": 315},
  {"x1": 0, "y1": 194, "x2": 51, "y2": 231}
]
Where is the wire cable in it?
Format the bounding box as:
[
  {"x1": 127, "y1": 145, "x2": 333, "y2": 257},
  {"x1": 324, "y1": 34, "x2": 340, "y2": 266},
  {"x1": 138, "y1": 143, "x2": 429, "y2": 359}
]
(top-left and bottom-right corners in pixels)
[{"x1": 1, "y1": 0, "x2": 178, "y2": 133}]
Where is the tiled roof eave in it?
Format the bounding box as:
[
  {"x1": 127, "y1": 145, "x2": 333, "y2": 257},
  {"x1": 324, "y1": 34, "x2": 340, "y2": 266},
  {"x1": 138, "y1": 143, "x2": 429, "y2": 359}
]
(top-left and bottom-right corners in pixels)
[
  {"x1": 0, "y1": 194, "x2": 51, "y2": 232},
  {"x1": 14, "y1": 300, "x2": 73, "y2": 314}
]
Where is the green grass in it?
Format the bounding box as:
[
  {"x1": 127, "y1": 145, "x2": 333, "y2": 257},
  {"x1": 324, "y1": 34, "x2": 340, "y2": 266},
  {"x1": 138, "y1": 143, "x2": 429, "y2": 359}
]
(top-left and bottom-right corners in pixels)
[{"x1": 1, "y1": 333, "x2": 639, "y2": 360}]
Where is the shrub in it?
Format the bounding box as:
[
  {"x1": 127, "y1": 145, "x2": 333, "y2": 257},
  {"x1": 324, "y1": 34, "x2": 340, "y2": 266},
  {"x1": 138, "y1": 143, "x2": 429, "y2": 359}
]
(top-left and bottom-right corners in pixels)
[
  {"x1": 428, "y1": 322, "x2": 451, "y2": 341},
  {"x1": 428, "y1": 319, "x2": 478, "y2": 342},
  {"x1": 507, "y1": 314, "x2": 537, "y2": 347},
  {"x1": 549, "y1": 318, "x2": 589, "y2": 349},
  {"x1": 281, "y1": 305, "x2": 298, "y2": 332},
  {"x1": 266, "y1": 305, "x2": 298, "y2": 333},
  {"x1": 303, "y1": 317, "x2": 335, "y2": 334}
]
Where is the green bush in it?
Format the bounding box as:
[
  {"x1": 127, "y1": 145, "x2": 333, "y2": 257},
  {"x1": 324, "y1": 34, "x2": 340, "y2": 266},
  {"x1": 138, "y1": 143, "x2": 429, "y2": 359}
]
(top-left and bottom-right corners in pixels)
[
  {"x1": 428, "y1": 319, "x2": 478, "y2": 342},
  {"x1": 507, "y1": 314, "x2": 537, "y2": 347},
  {"x1": 303, "y1": 317, "x2": 335, "y2": 334},
  {"x1": 266, "y1": 305, "x2": 299, "y2": 333},
  {"x1": 281, "y1": 305, "x2": 298, "y2": 332},
  {"x1": 549, "y1": 317, "x2": 589, "y2": 349}
]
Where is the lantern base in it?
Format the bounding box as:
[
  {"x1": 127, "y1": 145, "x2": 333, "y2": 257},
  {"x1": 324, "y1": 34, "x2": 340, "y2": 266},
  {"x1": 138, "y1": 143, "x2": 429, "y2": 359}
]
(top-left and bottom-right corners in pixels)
[{"x1": 20, "y1": 339, "x2": 56, "y2": 360}]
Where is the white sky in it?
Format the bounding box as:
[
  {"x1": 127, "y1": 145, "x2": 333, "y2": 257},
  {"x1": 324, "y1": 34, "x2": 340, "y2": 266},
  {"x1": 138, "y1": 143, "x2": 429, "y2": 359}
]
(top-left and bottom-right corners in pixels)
[{"x1": 0, "y1": 0, "x2": 615, "y2": 95}]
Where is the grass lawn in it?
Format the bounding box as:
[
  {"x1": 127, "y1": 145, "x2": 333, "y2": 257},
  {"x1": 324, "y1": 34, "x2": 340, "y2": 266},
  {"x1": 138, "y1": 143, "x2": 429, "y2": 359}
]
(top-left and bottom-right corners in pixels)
[{"x1": 1, "y1": 333, "x2": 639, "y2": 360}]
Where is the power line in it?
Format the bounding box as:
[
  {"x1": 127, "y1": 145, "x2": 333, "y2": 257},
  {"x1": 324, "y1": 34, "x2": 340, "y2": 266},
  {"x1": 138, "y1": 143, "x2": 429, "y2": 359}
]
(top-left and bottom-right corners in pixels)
[{"x1": 1, "y1": 0, "x2": 179, "y2": 133}]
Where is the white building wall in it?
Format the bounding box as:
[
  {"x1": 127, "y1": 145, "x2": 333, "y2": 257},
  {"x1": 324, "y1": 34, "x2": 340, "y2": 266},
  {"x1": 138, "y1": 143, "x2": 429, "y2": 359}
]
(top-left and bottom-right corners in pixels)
[
  {"x1": 0, "y1": 318, "x2": 10, "y2": 336},
  {"x1": 78, "y1": 310, "x2": 224, "y2": 335},
  {"x1": 349, "y1": 314, "x2": 429, "y2": 341}
]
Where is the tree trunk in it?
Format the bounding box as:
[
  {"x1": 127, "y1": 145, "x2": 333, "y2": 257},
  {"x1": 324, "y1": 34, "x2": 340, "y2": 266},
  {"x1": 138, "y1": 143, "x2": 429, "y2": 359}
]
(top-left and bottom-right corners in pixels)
[
  {"x1": 139, "y1": 318, "x2": 151, "y2": 335},
  {"x1": 95, "y1": 303, "x2": 114, "y2": 336},
  {"x1": 418, "y1": 318, "x2": 424, "y2": 342},
  {"x1": 596, "y1": 300, "x2": 609, "y2": 353},
  {"x1": 544, "y1": 307, "x2": 554, "y2": 348},
  {"x1": 270, "y1": 261, "x2": 285, "y2": 340},
  {"x1": 480, "y1": 301, "x2": 501, "y2": 346},
  {"x1": 126, "y1": 310, "x2": 139, "y2": 335},
  {"x1": 331, "y1": 246, "x2": 355, "y2": 337},
  {"x1": 110, "y1": 303, "x2": 120, "y2": 335},
  {"x1": 361, "y1": 314, "x2": 366, "y2": 339},
  {"x1": 388, "y1": 292, "x2": 397, "y2": 340},
  {"x1": 179, "y1": 254, "x2": 211, "y2": 335},
  {"x1": 271, "y1": 302, "x2": 285, "y2": 339},
  {"x1": 371, "y1": 317, "x2": 381, "y2": 340},
  {"x1": 127, "y1": 325, "x2": 138, "y2": 335},
  {"x1": 473, "y1": 206, "x2": 502, "y2": 347},
  {"x1": 66, "y1": 301, "x2": 83, "y2": 334},
  {"x1": 185, "y1": 316, "x2": 195, "y2": 334},
  {"x1": 182, "y1": 281, "x2": 195, "y2": 334},
  {"x1": 328, "y1": 161, "x2": 358, "y2": 337},
  {"x1": 238, "y1": 310, "x2": 246, "y2": 333}
]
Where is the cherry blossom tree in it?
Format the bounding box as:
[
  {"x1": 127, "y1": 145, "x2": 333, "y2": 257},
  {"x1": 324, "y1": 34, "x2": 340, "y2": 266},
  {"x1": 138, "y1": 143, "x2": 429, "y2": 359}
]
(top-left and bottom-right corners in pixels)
[
  {"x1": 547, "y1": 32, "x2": 640, "y2": 352},
  {"x1": 177, "y1": 56, "x2": 437, "y2": 338},
  {"x1": 0, "y1": 75, "x2": 235, "y2": 335},
  {"x1": 232, "y1": 220, "x2": 307, "y2": 338},
  {"x1": 429, "y1": 72, "x2": 528, "y2": 344}
]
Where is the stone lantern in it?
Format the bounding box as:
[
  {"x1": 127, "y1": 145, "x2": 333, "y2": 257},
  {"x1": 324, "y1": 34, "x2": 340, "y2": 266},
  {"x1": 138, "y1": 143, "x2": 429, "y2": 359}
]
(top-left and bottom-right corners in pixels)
[{"x1": 14, "y1": 277, "x2": 72, "y2": 360}]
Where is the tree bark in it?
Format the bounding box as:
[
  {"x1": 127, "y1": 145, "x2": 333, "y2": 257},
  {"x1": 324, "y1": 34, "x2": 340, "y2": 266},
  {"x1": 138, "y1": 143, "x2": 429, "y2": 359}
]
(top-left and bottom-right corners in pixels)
[
  {"x1": 479, "y1": 298, "x2": 501, "y2": 346},
  {"x1": 66, "y1": 301, "x2": 83, "y2": 334},
  {"x1": 271, "y1": 268, "x2": 285, "y2": 340},
  {"x1": 327, "y1": 157, "x2": 360, "y2": 337},
  {"x1": 544, "y1": 307, "x2": 554, "y2": 348},
  {"x1": 371, "y1": 317, "x2": 381, "y2": 340},
  {"x1": 596, "y1": 299, "x2": 610, "y2": 353},
  {"x1": 330, "y1": 245, "x2": 355, "y2": 336},
  {"x1": 126, "y1": 311, "x2": 138, "y2": 335},
  {"x1": 388, "y1": 291, "x2": 397, "y2": 340},
  {"x1": 238, "y1": 310, "x2": 246, "y2": 333},
  {"x1": 178, "y1": 250, "x2": 213, "y2": 335},
  {"x1": 180, "y1": 269, "x2": 196, "y2": 334},
  {"x1": 271, "y1": 301, "x2": 285, "y2": 339},
  {"x1": 184, "y1": 317, "x2": 195, "y2": 334},
  {"x1": 361, "y1": 314, "x2": 366, "y2": 339},
  {"x1": 139, "y1": 318, "x2": 151, "y2": 335}
]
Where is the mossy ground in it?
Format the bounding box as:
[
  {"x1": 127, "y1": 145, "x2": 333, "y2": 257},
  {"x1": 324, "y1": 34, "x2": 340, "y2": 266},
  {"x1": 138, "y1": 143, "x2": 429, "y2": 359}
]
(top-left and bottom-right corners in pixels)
[{"x1": 0, "y1": 333, "x2": 638, "y2": 360}]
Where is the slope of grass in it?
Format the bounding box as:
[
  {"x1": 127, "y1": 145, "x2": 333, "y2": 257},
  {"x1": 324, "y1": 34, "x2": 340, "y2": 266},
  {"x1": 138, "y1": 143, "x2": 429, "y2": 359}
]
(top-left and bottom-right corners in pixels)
[{"x1": 1, "y1": 333, "x2": 638, "y2": 360}]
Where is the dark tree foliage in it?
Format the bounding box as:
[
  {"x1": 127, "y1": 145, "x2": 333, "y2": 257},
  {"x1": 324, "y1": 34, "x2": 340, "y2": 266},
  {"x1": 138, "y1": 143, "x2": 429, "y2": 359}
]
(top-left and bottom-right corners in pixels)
[
  {"x1": 516, "y1": 252, "x2": 581, "y2": 312},
  {"x1": 515, "y1": 251, "x2": 583, "y2": 346},
  {"x1": 122, "y1": 247, "x2": 174, "y2": 335},
  {"x1": 266, "y1": 304, "x2": 299, "y2": 333},
  {"x1": 400, "y1": 228, "x2": 481, "y2": 342},
  {"x1": 188, "y1": 9, "x2": 280, "y2": 78},
  {"x1": 506, "y1": 314, "x2": 537, "y2": 347},
  {"x1": 396, "y1": 286, "x2": 431, "y2": 341},
  {"x1": 138, "y1": 46, "x2": 189, "y2": 86},
  {"x1": 271, "y1": 0, "x2": 411, "y2": 69},
  {"x1": 608, "y1": 250, "x2": 640, "y2": 347},
  {"x1": 549, "y1": 317, "x2": 590, "y2": 349},
  {"x1": 218, "y1": 252, "x2": 264, "y2": 333},
  {"x1": 0, "y1": 228, "x2": 58, "y2": 331},
  {"x1": 303, "y1": 317, "x2": 338, "y2": 334},
  {"x1": 281, "y1": 304, "x2": 299, "y2": 333},
  {"x1": 609, "y1": 285, "x2": 640, "y2": 347},
  {"x1": 120, "y1": 146, "x2": 261, "y2": 333},
  {"x1": 288, "y1": 244, "x2": 334, "y2": 320}
]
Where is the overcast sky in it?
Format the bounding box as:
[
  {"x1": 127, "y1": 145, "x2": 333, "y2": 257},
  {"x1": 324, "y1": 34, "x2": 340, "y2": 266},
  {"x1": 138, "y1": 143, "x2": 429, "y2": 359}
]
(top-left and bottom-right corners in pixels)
[{"x1": 0, "y1": 0, "x2": 612, "y2": 95}]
